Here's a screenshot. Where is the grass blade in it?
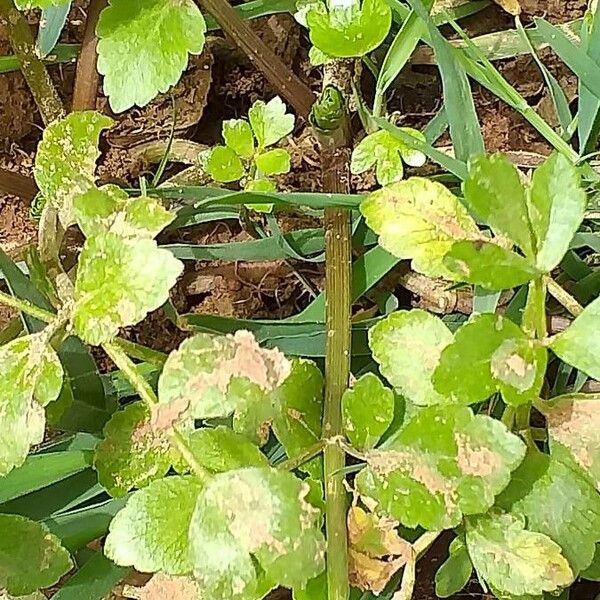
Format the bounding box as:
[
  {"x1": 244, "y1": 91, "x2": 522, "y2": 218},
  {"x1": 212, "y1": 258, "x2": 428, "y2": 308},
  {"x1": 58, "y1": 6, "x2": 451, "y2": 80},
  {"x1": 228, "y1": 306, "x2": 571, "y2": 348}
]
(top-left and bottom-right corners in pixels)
[{"x1": 578, "y1": 8, "x2": 600, "y2": 152}]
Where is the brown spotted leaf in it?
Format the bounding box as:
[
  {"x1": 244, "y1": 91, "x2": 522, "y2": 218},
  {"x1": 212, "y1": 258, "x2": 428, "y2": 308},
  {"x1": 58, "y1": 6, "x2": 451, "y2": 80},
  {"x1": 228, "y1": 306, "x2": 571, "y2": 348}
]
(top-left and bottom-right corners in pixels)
[{"x1": 122, "y1": 574, "x2": 202, "y2": 600}]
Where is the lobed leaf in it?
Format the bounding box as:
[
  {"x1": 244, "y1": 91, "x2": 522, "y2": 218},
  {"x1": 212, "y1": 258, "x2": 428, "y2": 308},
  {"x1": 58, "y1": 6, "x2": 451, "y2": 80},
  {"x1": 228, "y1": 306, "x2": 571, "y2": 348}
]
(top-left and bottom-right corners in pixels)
[
  {"x1": 96, "y1": 0, "x2": 206, "y2": 112},
  {"x1": 223, "y1": 119, "x2": 255, "y2": 159},
  {"x1": 248, "y1": 97, "x2": 295, "y2": 148},
  {"x1": 356, "y1": 405, "x2": 525, "y2": 530}
]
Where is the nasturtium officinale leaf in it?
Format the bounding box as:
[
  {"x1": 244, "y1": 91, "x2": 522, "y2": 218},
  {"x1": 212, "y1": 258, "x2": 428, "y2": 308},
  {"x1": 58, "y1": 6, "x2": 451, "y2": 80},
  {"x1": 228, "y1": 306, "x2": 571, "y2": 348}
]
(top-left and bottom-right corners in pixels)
[
  {"x1": 351, "y1": 129, "x2": 426, "y2": 186},
  {"x1": 15, "y1": 0, "x2": 68, "y2": 7},
  {"x1": 0, "y1": 514, "x2": 73, "y2": 596},
  {"x1": 73, "y1": 184, "x2": 174, "y2": 239},
  {"x1": 433, "y1": 313, "x2": 547, "y2": 407},
  {"x1": 122, "y1": 574, "x2": 203, "y2": 600},
  {"x1": 0, "y1": 334, "x2": 63, "y2": 475},
  {"x1": 582, "y1": 545, "x2": 600, "y2": 581},
  {"x1": 496, "y1": 450, "x2": 600, "y2": 575},
  {"x1": 0, "y1": 593, "x2": 46, "y2": 600},
  {"x1": 465, "y1": 512, "x2": 573, "y2": 596},
  {"x1": 550, "y1": 295, "x2": 600, "y2": 380},
  {"x1": 223, "y1": 119, "x2": 255, "y2": 159},
  {"x1": 189, "y1": 467, "x2": 326, "y2": 597},
  {"x1": 206, "y1": 145, "x2": 246, "y2": 183},
  {"x1": 72, "y1": 232, "x2": 183, "y2": 345},
  {"x1": 34, "y1": 111, "x2": 113, "y2": 228},
  {"x1": 255, "y1": 148, "x2": 292, "y2": 176},
  {"x1": 342, "y1": 373, "x2": 394, "y2": 449},
  {"x1": 248, "y1": 97, "x2": 295, "y2": 148},
  {"x1": 356, "y1": 405, "x2": 525, "y2": 530},
  {"x1": 155, "y1": 331, "x2": 291, "y2": 434},
  {"x1": 96, "y1": 0, "x2": 206, "y2": 113},
  {"x1": 434, "y1": 537, "x2": 473, "y2": 598},
  {"x1": 369, "y1": 310, "x2": 453, "y2": 406},
  {"x1": 105, "y1": 475, "x2": 201, "y2": 574},
  {"x1": 305, "y1": 0, "x2": 392, "y2": 58},
  {"x1": 93, "y1": 401, "x2": 173, "y2": 497}
]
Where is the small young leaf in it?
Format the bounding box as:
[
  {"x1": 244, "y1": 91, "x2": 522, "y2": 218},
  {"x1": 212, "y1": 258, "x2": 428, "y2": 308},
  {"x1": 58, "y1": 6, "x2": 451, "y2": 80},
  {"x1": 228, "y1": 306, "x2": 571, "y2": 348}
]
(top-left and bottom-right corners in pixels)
[
  {"x1": 342, "y1": 373, "x2": 394, "y2": 449},
  {"x1": 72, "y1": 233, "x2": 183, "y2": 345},
  {"x1": 435, "y1": 538, "x2": 473, "y2": 598},
  {"x1": 433, "y1": 314, "x2": 547, "y2": 406},
  {"x1": 74, "y1": 184, "x2": 174, "y2": 239},
  {"x1": 356, "y1": 405, "x2": 525, "y2": 530},
  {"x1": 206, "y1": 146, "x2": 246, "y2": 183},
  {"x1": 550, "y1": 295, "x2": 600, "y2": 380},
  {"x1": 351, "y1": 129, "x2": 426, "y2": 186},
  {"x1": 105, "y1": 475, "x2": 201, "y2": 574},
  {"x1": 189, "y1": 467, "x2": 325, "y2": 596},
  {"x1": 96, "y1": 0, "x2": 206, "y2": 112},
  {"x1": 306, "y1": 0, "x2": 392, "y2": 58},
  {"x1": 223, "y1": 119, "x2": 255, "y2": 159},
  {"x1": 34, "y1": 111, "x2": 113, "y2": 227},
  {"x1": 255, "y1": 149, "x2": 291, "y2": 176},
  {"x1": 248, "y1": 97, "x2": 295, "y2": 148},
  {"x1": 465, "y1": 512, "x2": 573, "y2": 596},
  {"x1": 0, "y1": 514, "x2": 73, "y2": 596},
  {"x1": 93, "y1": 402, "x2": 172, "y2": 497},
  {"x1": 369, "y1": 310, "x2": 453, "y2": 406}
]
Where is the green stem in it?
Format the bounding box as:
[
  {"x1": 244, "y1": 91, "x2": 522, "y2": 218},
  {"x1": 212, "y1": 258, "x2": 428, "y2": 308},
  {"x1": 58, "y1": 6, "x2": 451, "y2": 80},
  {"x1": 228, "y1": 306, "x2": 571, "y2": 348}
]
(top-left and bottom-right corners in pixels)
[
  {"x1": 522, "y1": 278, "x2": 547, "y2": 339},
  {"x1": 501, "y1": 405, "x2": 516, "y2": 429},
  {"x1": 0, "y1": 289, "x2": 55, "y2": 323},
  {"x1": 545, "y1": 276, "x2": 584, "y2": 317},
  {"x1": 277, "y1": 440, "x2": 325, "y2": 471},
  {"x1": 110, "y1": 337, "x2": 167, "y2": 368}
]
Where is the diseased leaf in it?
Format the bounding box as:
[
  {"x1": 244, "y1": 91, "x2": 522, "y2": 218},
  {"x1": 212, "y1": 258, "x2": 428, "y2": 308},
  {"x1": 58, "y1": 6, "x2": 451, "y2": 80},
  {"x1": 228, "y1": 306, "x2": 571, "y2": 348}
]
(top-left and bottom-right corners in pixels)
[
  {"x1": 369, "y1": 310, "x2": 453, "y2": 406},
  {"x1": 306, "y1": 0, "x2": 392, "y2": 58},
  {"x1": 550, "y1": 296, "x2": 600, "y2": 380},
  {"x1": 206, "y1": 145, "x2": 245, "y2": 183},
  {"x1": 342, "y1": 373, "x2": 394, "y2": 449},
  {"x1": 0, "y1": 514, "x2": 72, "y2": 596},
  {"x1": 433, "y1": 314, "x2": 547, "y2": 406},
  {"x1": 248, "y1": 97, "x2": 295, "y2": 148},
  {"x1": 34, "y1": 111, "x2": 113, "y2": 227},
  {"x1": 72, "y1": 233, "x2": 183, "y2": 345},
  {"x1": 122, "y1": 574, "x2": 203, "y2": 600},
  {"x1": 0, "y1": 334, "x2": 63, "y2": 475},
  {"x1": 223, "y1": 119, "x2": 255, "y2": 159},
  {"x1": 356, "y1": 405, "x2": 525, "y2": 530},
  {"x1": 93, "y1": 402, "x2": 172, "y2": 497},
  {"x1": 255, "y1": 149, "x2": 291, "y2": 176},
  {"x1": 465, "y1": 512, "x2": 573, "y2": 596},
  {"x1": 189, "y1": 467, "x2": 326, "y2": 597},
  {"x1": 96, "y1": 0, "x2": 206, "y2": 112},
  {"x1": 348, "y1": 549, "x2": 405, "y2": 595},
  {"x1": 435, "y1": 538, "x2": 473, "y2": 598},
  {"x1": 105, "y1": 475, "x2": 201, "y2": 574},
  {"x1": 74, "y1": 184, "x2": 174, "y2": 239}
]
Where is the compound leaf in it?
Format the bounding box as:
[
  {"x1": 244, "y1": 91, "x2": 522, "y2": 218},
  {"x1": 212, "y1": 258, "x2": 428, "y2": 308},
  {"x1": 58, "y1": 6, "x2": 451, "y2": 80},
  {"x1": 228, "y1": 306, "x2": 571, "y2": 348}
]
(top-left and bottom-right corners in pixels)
[
  {"x1": 72, "y1": 232, "x2": 183, "y2": 345},
  {"x1": 369, "y1": 310, "x2": 453, "y2": 406},
  {"x1": 223, "y1": 119, "x2": 255, "y2": 159},
  {"x1": 356, "y1": 405, "x2": 525, "y2": 530},
  {"x1": 0, "y1": 514, "x2": 72, "y2": 596},
  {"x1": 465, "y1": 512, "x2": 573, "y2": 596},
  {"x1": 248, "y1": 97, "x2": 295, "y2": 148},
  {"x1": 105, "y1": 475, "x2": 201, "y2": 574},
  {"x1": 342, "y1": 373, "x2": 394, "y2": 450},
  {"x1": 96, "y1": 0, "x2": 206, "y2": 112},
  {"x1": 34, "y1": 111, "x2": 113, "y2": 228},
  {"x1": 93, "y1": 401, "x2": 173, "y2": 497},
  {"x1": 189, "y1": 467, "x2": 325, "y2": 597},
  {"x1": 206, "y1": 145, "x2": 245, "y2": 183},
  {"x1": 434, "y1": 314, "x2": 547, "y2": 406},
  {"x1": 255, "y1": 149, "x2": 291, "y2": 176}
]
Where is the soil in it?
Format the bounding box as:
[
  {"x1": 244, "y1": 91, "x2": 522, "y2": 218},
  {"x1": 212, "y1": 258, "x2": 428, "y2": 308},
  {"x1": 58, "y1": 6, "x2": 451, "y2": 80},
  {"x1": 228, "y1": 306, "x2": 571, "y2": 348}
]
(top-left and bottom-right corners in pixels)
[{"x1": 0, "y1": 1, "x2": 598, "y2": 599}]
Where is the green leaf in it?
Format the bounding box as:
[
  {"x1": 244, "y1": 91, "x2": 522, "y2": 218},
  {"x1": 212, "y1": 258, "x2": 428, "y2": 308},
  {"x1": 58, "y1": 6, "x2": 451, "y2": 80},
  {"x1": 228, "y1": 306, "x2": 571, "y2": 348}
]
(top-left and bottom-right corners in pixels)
[
  {"x1": 223, "y1": 119, "x2": 255, "y2": 159},
  {"x1": 465, "y1": 512, "x2": 573, "y2": 596},
  {"x1": 255, "y1": 149, "x2": 291, "y2": 176},
  {"x1": 550, "y1": 296, "x2": 600, "y2": 380},
  {"x1": 369, "y1": 310, "x2": 453, "y2": 406},
  {"x1": 105, "y1": 475, "x2": 201, "y2": 574},
  {"x1": 434, "y1": 538, "x2": 473, "y2": 598},
  {"x1": 351, "y1": 129, "x2": 426, "y2": 186},
  {"x1": 186, "y1": 426, "x2": 269, "y2": 473},
  {"x1": 497, "y1": 451, "x2": 600, "y2": 575},
  {"x1": 342, "y1": 373, "x2": 394, "y2": 450},
  {"x1": 463, "y1": 154, "x2": 535, "y2": 257},
  {"x1": 189, "y1": 467, "x2": 325, "y2": 597},
  {"x1": 93, "y1": 402, "x2": 172, "y2": 497},
  {"x1": 0, "y1": 514, "x2": 73, "y2": 596},
  {"x1": 0, "y1": 334, "x2": 63, "y2": 475},
  {"x1": 72, "y1": 233, "x2": 183, "y2": 345},
  {"x1": 34, "y1": 111, "x2": 113, "y2": 227},
  {"x1": 248, "y1": 97, "x2": 295, "y2": 148},
  {"x1": 356, "y1": 405, "x2": 525, "y2": 530},
  {"x1": 74, "y1": 184, "x2": 174, "y2": 239},
  {"x1": 155, "y1": 331, "x2": 291, "y2": 433},
  {"x1": 96, "y1": 0, "x2": 206, "y2": 112},
  {"x1": 529, "y1": 152, "x2": 586, "y2": 272},
  {"x1": 15, "y1": 0, "x2": 68, "y2": 8},
  {"x1": 433, "y1": 314, "x2": 547, "y2": 406},
  {"x1": 207, "y1": 146, "x2": 246, "y2": 183},
  {"x1": 306, "y1": 0, "x2": 392, "y2": 58}
]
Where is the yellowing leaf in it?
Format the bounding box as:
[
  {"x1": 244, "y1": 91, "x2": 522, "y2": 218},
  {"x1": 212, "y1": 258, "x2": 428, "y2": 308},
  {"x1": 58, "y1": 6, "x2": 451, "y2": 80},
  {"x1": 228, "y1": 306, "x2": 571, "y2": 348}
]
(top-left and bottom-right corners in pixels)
[{"x1": 493, "y1": 0, "x2": 521, "y2": 15}]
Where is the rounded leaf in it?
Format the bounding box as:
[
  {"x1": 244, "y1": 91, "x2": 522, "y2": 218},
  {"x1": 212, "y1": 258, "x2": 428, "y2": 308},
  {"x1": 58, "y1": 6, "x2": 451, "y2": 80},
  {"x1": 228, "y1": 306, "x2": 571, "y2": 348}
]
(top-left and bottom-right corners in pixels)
[
  {"x1": 255, "y1": 149, "x2": 291, "y2": 176},
  {"x1": 223, "y1": 119, "x2": 255, "y2": 159},
  {"x1": 248, "y1": 97, "x2": 295, "y2": 148},
  {"x1": 206, "y1": 145, "x2": 245, "y2": 183}
]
